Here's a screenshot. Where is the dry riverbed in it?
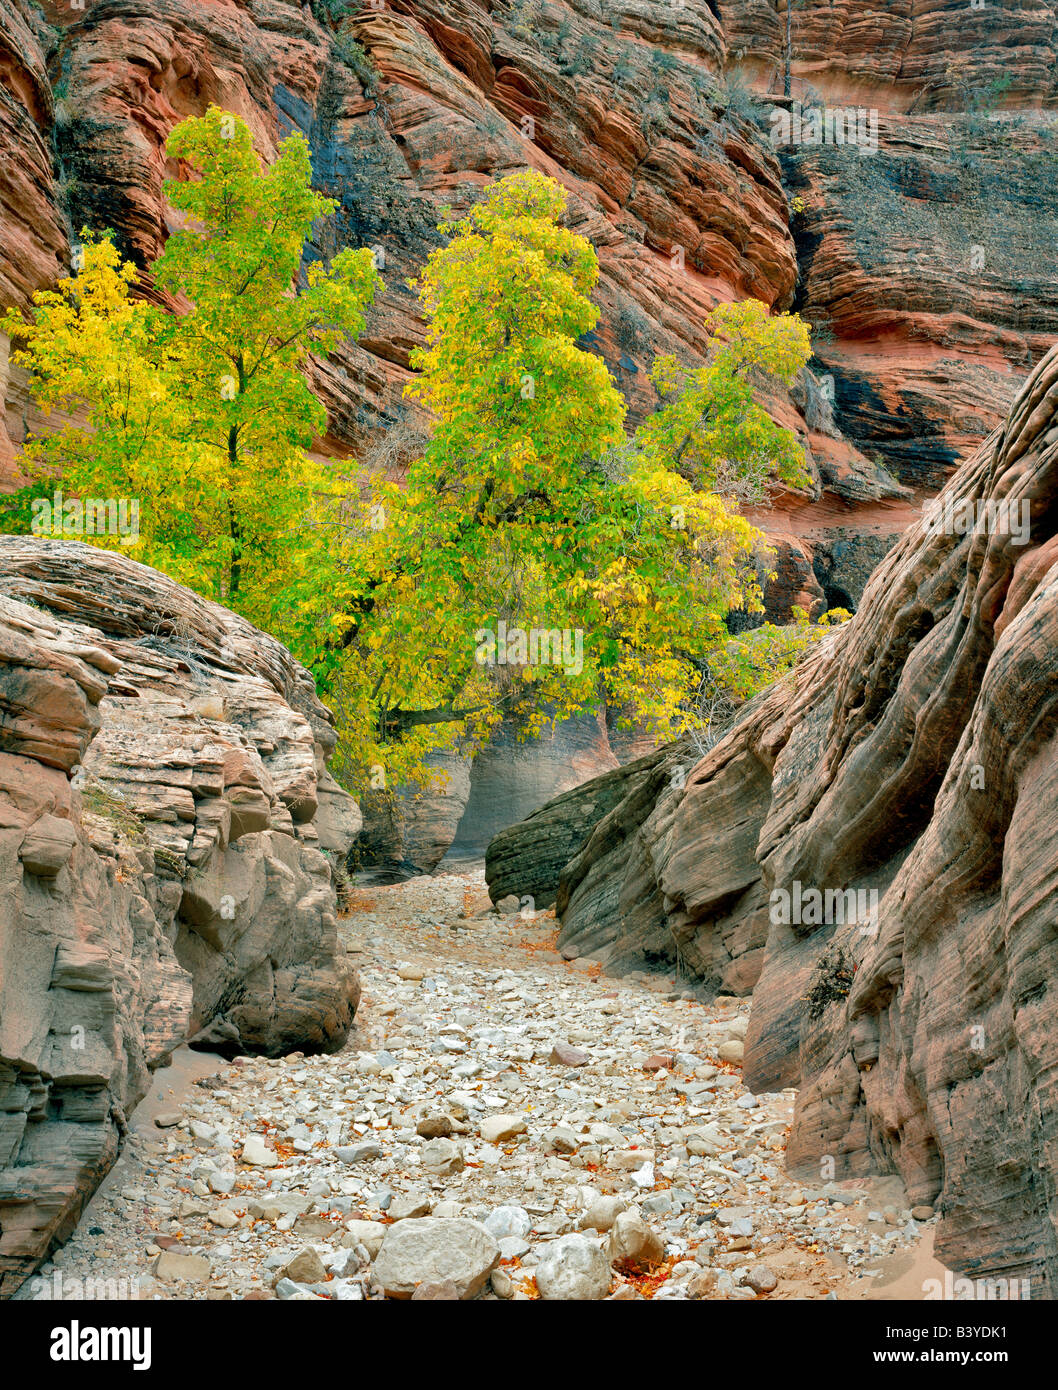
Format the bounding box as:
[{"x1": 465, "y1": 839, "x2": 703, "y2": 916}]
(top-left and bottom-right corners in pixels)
[{"x1": 18, "y1": 869, "x2": 933, "y2": 1302}]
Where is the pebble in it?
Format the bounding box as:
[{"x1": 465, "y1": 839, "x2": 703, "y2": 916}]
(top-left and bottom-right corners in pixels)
[
  {"x1": 240, "y1": 1135, "x2": 277, "y2": 1167},
  {"x1": 28, "y1": 869, "x2": 928, "y2": 1303},
  {"x1": 153, "y1": 1250, "x2": 211, "y2": 1282},
  {"x1": 374, "y1": 1218, "x2": 500, "y2": 1299},
  {"x1": 421, "y1": 1138, "x2": 465, "y2": 1175},
  {"x1": 483, "y1": 1206, "x2": 531, "y2": 1240},
  {"x1": 479, "y1": 1114, "x2": 527, "y2": 1144},
  {"x1": 389, "y1": 1193, "x2": 432, "y2": 1221},
  {"x1": 607, "y1": 1209, "x2": 665, "y2": 1269},
  {"x1": 279, "y1": 1247, "x2": 328, "y2": 1285},
  {"x1": 741, "y1": 1263, "x2": 779, "y2": 1294},
  {"x1": 535, "y1": 1233, "x2": 611, "y2": 1301},
  {"x1": 416, "y1": 1114, "x2": 454, "y2": 1138},
  {"x1": 579, "y1": 1196, "x2": 628, "y2": 1233}
]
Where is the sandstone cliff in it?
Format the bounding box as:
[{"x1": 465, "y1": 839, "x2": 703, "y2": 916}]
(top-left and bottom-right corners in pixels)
[
  {"x1": 0, "y1": 536, "x2": 361, "y2": 1295},
  {"x1": 4, "y1": 0, "x2": 1058, "y2": 581},
  {"x1": 488, "y1": 342, "x2": 1058, "y2": 1294}
]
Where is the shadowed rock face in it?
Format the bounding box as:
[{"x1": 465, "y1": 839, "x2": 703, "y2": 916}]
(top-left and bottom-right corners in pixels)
[
  {"x1": 488, "y1": 343, "x2": 1058, "y2": 1293},
  {"x1": 358, "y1": 710, "x2": 620, "y2": 878},
  {"x1": 722, "y1": 0, "x2": 1058, "y2": 110},
  {"x1": 453, "y1": 710, "x2": 617, "y2": 854},
  {"x1": 485, "y1": 744, "x2": 674, "y2": 912},
  {"x1": 0, "y1": 537, "x2": 361, "y2": 1295},
  {"x1": 356, "y1": 747, "x2": 473, "y2": 880}
]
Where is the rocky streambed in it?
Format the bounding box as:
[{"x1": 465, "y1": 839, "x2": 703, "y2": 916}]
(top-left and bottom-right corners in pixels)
[{"x1": 18, "y1": 869, "x2": 934, "y2": 1303}]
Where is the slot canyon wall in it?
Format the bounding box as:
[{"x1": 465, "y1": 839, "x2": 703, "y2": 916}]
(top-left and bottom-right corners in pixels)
[
  {"x1": 3, "y1": 0, "x2": 1058, "y2": 862},
  {"x1": 488, "y1": 341, "x2": 1058, "y2": 1295},
  {"x1": 0, "y1": 536, "x2": 361, "y2": 1295}
]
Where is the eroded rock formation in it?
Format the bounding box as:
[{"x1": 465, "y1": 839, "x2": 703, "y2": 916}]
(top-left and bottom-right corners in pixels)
[
  {"x1": 5, "y1": 0, "x2": 1058, "y2": 866},
  {"x1": 489, "y1": 343, "x2": 1058, "y2": 1293},
  {"x1": 4, "y1": 0, "x2": 1058, "y2": 570},
  {"x1": 0, "y1": 536, "x2": 360, "y2": 1295},
  {"x1": 359, "y1": 710, "x2": 622, "y2": 877},
  {"x1": 727, "y1": 0, "x2": 1058, "y2": 109}
]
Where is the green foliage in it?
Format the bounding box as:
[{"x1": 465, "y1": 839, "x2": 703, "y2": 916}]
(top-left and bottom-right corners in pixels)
[
  {"x1": 651, "y1": 49, "x2": 680, "y2": 77},
  {"x1": 81, "y1": 782, "x2": 147, "y2": 843},
  {"x1": 0, "y1": 477, "x2": 55, "y2": 533},
  {"x1": 613, "y1": 56, "x2": 636, "y2": 87},
  {"x1": 5, "y1": 121, "x2": 826, "y2": 797},
  {"x1": 334, "y1": 33, "x2": 378, "y2": 91},
  {"x1": 308, "y1": 173, "x2": 821, "y2": 789},
  {"x1": 312, "y1": 0, "x2": 361, "y2": 20},
  {"x1": 560, "y1": 34, "x2": 599, "y2": 76},
  {"x1": 2, "y1": 106, "x2": 381, "y2": 631},
  {"x1": 504, "y1": 0, "x2": 543, "y2": 43},
  {"x1": 713, "y1": 68, "x2": 757, "y2": 123},
  {"x1": 635, "y1": 298, "x2": 813, "y2": 504},
  {"x1": 707, "y1": 606, "x2": 849, "y2": 705},
  {"x1": 679, "y1": 605, "x2": 849, "y2": 755}
]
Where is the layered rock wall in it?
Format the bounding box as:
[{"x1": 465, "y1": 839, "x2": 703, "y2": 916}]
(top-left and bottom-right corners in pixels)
[
  {"x1": 489, "y1": 343, "x2": 1058, "y2": 1293},
  {"x1": 5, "y1": 0, "x2": 1058, "y2": 563},
  {"x1": 0, "y1": 536, "x2": 361, "y2": 1294}
]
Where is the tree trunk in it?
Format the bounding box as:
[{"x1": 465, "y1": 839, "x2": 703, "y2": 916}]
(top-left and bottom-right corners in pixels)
[{"x1": 228, "y1": 425, "x2": 241, "y2": 598}]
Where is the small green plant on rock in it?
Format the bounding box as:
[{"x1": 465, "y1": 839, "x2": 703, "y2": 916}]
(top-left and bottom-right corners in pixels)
[
  {"x1": 651, "y1": 49, "x2": 680, "y2": 81},
  {"x1": 153, "y1": 845, "x2": 186, "y2": 879},
  {"x1": 714, "y1": 69, "x2": 757, "y2": 124},
  {"x1": 312, "y1": 0, "x2": 362, "y2": 20},
  {"x1": 801, "y1": 942, "x2": 857, "y2": 1018},
  {"x1": 81, "y1": 782, "x2": 147, "y2": 844},
  {"x1": 613, "y1": 55, "x2": 636, "y2": 88},
  {"x1": 335, "y1": 33, "x2": 378, "y2": 91}
]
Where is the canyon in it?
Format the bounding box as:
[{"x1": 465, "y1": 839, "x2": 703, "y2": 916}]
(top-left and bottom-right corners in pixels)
[
  {"x1": 1, "y1": 0, "x2": 1057, "y2": 1306},
  {"x1": 492, "y1": 340, "x2": 1058, "y2": 1296},
  {"x1": 3, "y1": 0, "x2": 1058, "y2": 866}
]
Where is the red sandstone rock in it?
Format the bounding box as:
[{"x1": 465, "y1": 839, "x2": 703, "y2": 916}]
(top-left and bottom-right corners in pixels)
[{"x1": 6, "y1": 0, "x2": 1054, "y2": 559}]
